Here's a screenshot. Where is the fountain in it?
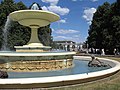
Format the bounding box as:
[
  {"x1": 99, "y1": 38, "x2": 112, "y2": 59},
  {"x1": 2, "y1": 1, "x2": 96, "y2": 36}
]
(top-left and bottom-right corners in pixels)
[
  {"x1": 0, "y1": 3, "x2": 120, "y2": 89},
  {"x1": 1, "y1": 16, "x2": 11, "y2": 51},
  {"x1": 0, "y1": 3, "x2": 76, "y2": 72}
]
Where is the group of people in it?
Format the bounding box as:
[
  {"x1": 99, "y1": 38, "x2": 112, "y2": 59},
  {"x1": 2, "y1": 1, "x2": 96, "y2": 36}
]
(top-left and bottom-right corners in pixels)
[{"x1": 88, "y1": 55, "x2": 108, "y2": 67}]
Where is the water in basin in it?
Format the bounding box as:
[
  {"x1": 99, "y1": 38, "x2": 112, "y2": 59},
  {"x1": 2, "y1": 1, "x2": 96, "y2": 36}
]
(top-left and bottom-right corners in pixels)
[{"x1": 8, "y1": 60, "x2": 111, "y2": 78}]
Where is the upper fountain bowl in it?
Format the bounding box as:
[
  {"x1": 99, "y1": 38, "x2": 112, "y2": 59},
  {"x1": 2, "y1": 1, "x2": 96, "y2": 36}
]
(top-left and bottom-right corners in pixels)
[{"x1": 9, "y1": 10, "x2": 60, "y2": 28}]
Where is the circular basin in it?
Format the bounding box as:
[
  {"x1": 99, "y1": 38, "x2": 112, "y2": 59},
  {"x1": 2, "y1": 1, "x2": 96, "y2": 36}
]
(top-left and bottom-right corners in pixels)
[
  {"x1": 0, "y1": 51, "x2": 76, "y2": 72},
  {"x1": 0, "y1": 56, "x2": 120, "y2": 89},
  {"x1": 9, "y1": 10, "x2": 60, "y2": 27}
]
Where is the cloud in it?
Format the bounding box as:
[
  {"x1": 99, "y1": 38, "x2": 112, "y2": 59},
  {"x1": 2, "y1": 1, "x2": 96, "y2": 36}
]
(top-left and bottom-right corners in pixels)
[
  {"x1": 58, "y1": 19, "x2": 66, "y2": 23},
  {"x1": 53, "y1": 29, "x2": 81, "y2": 42},
  {"x1": 83, "y1": 7, "x2": 96, "y2": 24},
  {"x1": 41, "y1": 0, "x2": 70, "y2": 16},
  {"x1": 41, "y1": 6, "x2": 48, "y2": 11},
  {"x1": 48, "y1": 6, "x2": 70, "y2": 15},
  {"x1": 72, "y1": 0, "x2": 83, "y2": 1},
  {"x1": 53, "y1": 34, "x2": 81, "y2": 42},
  {"x1": 42, "y1": 5, "x2": 70, "y2": 15},
  {"x1": 54, "y1": 36, "x2": 68, "y2": 39},
  {"x1": 72, "y1": 0, "x2": 77, "y2": 1},
  {"x1": 52, "y1": 28, "x2": 55, "y2": 32},
  {"x1": 41, "y1": 0, "x2": 59, "y2": 5},
  {"x1": 91, "y1": 0, "x2": 98, "y2": 2},
  {"x1": 71, "y1": 0, "x2": 83, "y2": 2},
  {"x1": 55, "y1": 29, "x2": 79, "y2": 34}
]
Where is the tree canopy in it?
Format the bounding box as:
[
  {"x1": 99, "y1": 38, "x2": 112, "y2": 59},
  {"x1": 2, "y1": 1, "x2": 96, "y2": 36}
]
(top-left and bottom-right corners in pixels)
[
  {"x1": 87, "y1": 1, "x2": 120, "y2": 54},
  {"x1": 0, "y1": 0, "x2": 53, "y2": 50}
]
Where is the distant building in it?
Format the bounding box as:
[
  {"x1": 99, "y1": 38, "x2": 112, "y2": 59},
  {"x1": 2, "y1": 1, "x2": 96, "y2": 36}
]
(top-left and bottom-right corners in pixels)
[{"x1": 54, "y1": 41, "x2": 83, "y2": 52}]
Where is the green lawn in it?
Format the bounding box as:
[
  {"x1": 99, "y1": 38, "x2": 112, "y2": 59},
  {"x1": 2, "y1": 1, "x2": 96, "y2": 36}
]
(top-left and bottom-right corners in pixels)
[{"x1": 47, "y1": 57, "x2": 120, "y2": 90}]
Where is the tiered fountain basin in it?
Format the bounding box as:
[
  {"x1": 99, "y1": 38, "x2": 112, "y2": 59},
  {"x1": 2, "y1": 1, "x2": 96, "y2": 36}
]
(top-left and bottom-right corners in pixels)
[
  {"x1": 9, "y1": 10, "x2": 59, "y2": 27},
  {"x1": 0, "y1": 56, "x2": 120, "y2": 89},
  {"x1": 4, "y1": 9, "x2": 77, "y2": 72},
  {"x1": 9, "y1": 10, "x2": 60, "y2": 52},
  {"x1": 0, "y1": 51, "x2": 76, "y2": 72}
]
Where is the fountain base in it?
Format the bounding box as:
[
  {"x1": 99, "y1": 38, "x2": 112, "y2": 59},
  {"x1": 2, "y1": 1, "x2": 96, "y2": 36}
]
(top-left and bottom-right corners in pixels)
[
  {"x1": 14, "y1": 43, "x2": 51, "y2": 52},
  {"x1": 0, "y1": 51, "x2": 76, "y2": 72},
  {"x1": 0, "y1": 59, "x2": 73, "y2": 72}
]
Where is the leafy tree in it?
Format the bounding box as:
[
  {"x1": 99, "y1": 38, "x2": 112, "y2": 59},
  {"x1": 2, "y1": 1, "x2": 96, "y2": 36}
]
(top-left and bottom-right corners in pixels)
[
  {"x1": 88, "y1": 2, "x2": 111, "y2": 50},
  {"x1": 0, "y1": 0, "x2": 19, "y2": 49},
  {"x1": 38, "y1": 25, "x2": 53, "y2": 46},
  {"x1": 16, "y1": 1, "x2": 27, "y2": 10},
  {"x1": 87, "y1": 1, "x2": 120, "y2": 54},
  {"x1": 2, "y1": 0, "x2": 30, "y2": 50},
  {"x1": 0, "y1": 1, "x2": 53, "y2": 50},
  {"x1": 110, "y1": 0, "x2": 120, "y2": 52}
]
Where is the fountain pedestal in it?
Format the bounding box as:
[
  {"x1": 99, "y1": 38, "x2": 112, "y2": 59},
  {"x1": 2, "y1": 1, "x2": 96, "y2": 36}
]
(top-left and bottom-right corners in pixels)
[
  {"x1": 14, "y1": 27, "x2": 51, "y2": 52},
  {"x1": 9, "y1": 10, "x2": 59, "y2": 52},
  {"x1": 28, "y1": 27, "x2": 40, "y2": 44}
]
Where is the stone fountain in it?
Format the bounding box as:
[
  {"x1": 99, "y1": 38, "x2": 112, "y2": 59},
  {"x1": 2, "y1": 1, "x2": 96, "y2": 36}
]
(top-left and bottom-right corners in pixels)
[
  {"x1": 0, "y1": 3, "x2": 120, "y2": 89},
  {"x1": 10, "y1": 3, "x2": 59, "y2": 52},
  {"x1": 0, "y1": 3, "x2": 76, "y2": 72}
]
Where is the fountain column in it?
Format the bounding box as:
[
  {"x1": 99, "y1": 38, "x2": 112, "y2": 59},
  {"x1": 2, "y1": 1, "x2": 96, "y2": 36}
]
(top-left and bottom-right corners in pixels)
[
  {"x1": 29, "y1": 28, "x2": 39, "y2": 43},
  {"x1": 28, "y1": 27, "x2": 43, "y2": 47}
]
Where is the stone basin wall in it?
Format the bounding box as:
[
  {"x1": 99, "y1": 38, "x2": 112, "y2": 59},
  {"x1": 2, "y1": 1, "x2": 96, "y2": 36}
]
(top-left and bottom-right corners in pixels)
[{"x1": 0, "y1": 59, "x2": 73, "y2": 72}]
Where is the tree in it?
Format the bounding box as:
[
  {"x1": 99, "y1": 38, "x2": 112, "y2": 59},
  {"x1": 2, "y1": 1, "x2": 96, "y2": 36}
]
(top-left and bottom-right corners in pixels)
[
  {"x1": 87, "y1": 1, "x2": 120, "y2": 54},
  {"x1": 0, "y1": 0, "x2": 30, "y2": 50},
  {"x1": 88, "y1": 2, "x2": 111, "y2": 50},
  {"x1": 110, "y1": 1, "x2": 120, "y2": 52},
  {"x1": 0, "y1": 0, "x2": 18, "y2": 49},
  {"x1": 38, "y1": 25, "x2": 53, "y2": 46},
  {"x1": 16, "y1": 1, "x2": 27, "y2": 10},
  {"x1": 0, "y1": 1, "x2": 53, "y2": 50}
]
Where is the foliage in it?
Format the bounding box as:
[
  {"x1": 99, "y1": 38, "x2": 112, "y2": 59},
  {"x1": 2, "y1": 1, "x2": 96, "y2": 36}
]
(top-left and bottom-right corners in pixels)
[
  {"x1": 0, "y1": 0, "x2": 53, "y2": 50},
  {"x1": 38, "y1": 25, "x2": 53, "y2": 46},
  {"x1": 87, "y1": 1, "x2": 120, "y2": 54}
]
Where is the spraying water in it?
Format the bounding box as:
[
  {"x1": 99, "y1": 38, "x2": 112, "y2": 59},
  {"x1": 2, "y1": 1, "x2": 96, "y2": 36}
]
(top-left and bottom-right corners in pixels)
[{"x1": 1, "y1": 16, "x2": 11, "y2": 51}]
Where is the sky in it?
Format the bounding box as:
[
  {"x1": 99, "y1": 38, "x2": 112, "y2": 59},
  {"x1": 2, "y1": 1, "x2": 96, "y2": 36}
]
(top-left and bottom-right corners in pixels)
[{"x1": 2, "y1": 0, "x2": 116, "y2": 43}]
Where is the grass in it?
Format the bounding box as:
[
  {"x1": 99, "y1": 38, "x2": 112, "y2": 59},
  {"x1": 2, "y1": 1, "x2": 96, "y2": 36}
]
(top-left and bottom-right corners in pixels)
[{"x1": 46, "y1": 56, "x2": 120, "y2": 90}]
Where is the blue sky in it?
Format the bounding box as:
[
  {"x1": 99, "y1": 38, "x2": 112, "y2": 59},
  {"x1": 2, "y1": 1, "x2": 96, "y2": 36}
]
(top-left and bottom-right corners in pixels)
[{"x1": 2, "y1": 0, "x2": 116, "y2": 43}]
